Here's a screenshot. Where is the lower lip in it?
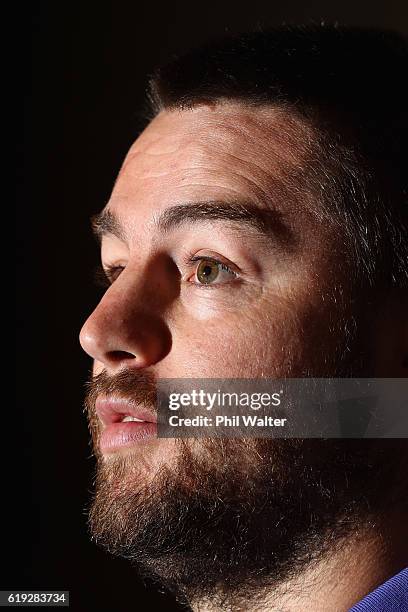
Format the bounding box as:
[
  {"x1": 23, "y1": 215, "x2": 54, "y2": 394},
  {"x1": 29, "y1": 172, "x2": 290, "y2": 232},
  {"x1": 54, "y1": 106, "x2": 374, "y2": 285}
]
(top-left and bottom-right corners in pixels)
[{"x1": 99, "y1": 421, "x2": 158, "y2": 453}]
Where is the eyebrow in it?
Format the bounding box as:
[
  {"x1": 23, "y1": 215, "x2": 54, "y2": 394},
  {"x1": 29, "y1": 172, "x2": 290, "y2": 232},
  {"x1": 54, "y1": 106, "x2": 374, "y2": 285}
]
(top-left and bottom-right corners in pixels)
[
  {"x1": 91, "y1": 200, "x2": 295, "y2": 246},
  {"x1": 91, "y1": 209, "x2": 126, "y2": 243}
]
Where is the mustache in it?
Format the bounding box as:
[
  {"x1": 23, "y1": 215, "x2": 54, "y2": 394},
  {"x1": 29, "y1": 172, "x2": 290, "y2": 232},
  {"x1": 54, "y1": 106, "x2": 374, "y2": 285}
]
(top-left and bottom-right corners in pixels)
[{"x1": 84, "y1": 369, "x2": 159, "y2": 419}]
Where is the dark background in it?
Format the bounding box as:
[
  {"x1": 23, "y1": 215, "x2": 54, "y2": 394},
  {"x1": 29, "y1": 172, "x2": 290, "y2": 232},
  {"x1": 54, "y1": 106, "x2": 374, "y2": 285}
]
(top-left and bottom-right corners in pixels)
[{"x1": 14, "y1": 1, "x2": 408, "y2": 610}]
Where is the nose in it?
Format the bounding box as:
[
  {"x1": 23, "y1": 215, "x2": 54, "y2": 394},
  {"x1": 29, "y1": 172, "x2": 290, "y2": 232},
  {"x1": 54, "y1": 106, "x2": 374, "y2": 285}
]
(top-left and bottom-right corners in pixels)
[{"x1": 79, "y1": 263, "x2": 174, "y2": 371}]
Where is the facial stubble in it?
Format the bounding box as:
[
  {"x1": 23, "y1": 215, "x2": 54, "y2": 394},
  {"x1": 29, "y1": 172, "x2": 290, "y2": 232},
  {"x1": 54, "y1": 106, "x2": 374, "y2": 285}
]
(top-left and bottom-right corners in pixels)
[{"x1": 85, "y1": 370, "x2": 406, "y2": 605}]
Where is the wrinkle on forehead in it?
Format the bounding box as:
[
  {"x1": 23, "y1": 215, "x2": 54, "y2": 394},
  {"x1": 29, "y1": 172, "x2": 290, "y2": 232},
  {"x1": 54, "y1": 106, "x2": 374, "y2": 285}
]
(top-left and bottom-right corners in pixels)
[
  {"x1": 118, "y1": 102, "x2": 317, "y2": 185},
  {"x1": 107, "y1": 101, "x2": 328, "y2": 237}
]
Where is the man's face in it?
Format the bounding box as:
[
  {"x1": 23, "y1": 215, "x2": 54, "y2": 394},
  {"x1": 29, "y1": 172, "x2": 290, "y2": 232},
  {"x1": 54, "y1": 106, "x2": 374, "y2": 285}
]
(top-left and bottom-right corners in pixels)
[
  {"x1": 80, "y1": 102, "x2": 356, "y2": 464},
  {"x1": 79, "y1": 103, "x2": 397, "y2": 599}
]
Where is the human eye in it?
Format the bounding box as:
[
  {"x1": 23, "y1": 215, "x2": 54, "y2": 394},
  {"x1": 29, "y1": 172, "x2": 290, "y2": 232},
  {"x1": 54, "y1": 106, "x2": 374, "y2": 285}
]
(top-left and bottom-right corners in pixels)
[
  {"x1": 94, "y1": 263, "x2": 125, "y2": 288},
  {"x1": 187, "y1": 256, "x2": 239, "y2": 286}
]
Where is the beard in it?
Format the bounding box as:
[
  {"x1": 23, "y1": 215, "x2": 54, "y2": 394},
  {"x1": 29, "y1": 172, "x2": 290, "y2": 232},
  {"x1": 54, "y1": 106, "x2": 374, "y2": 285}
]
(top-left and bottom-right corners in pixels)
[{"x1": 85, "y1": 369, "x2": 407, "y2": 606}]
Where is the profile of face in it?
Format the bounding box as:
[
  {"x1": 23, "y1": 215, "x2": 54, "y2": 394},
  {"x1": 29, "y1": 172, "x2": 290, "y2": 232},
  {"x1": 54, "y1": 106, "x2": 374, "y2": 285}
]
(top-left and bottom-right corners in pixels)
[{"x1": 79, "y1": 103, "x2": 406, "y2": 604}]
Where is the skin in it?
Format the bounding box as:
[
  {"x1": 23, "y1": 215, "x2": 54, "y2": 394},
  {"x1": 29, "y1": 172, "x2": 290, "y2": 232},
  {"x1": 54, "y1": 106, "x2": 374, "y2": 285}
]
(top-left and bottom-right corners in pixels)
[
  {"x1": 79, "y1": 102, "x2": 407, "y2": 610},
  {"x1": 81, "y1": 102, "x2": 349, "y2": 470}
]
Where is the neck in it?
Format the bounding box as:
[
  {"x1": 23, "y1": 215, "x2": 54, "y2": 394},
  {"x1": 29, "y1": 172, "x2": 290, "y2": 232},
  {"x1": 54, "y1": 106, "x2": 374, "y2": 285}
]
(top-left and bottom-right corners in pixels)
[{"x1": 191, "y1": 511, "x2": 408, "y2": 612}]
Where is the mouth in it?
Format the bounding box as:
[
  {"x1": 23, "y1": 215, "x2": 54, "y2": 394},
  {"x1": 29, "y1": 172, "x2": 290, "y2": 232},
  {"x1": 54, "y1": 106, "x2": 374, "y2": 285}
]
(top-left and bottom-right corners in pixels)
[{"x1": 95, "y1": 397, "x2": 158, "y2": 453}]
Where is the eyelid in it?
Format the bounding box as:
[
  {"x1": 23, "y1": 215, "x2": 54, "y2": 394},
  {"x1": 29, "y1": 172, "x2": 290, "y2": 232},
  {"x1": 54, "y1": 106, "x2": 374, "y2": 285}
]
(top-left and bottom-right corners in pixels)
[
  {"x1": 190, "y1": 255, "x2": 235, "y2": 269},
  {"x1": 185, "y1": 255, "x2": 240, "y2": 287},
  {"x1": 105, "y1": 264, "x2": 125, "y2": 281},
  {"x1": 185, "y1": 251, "x2": 241, "y2": 275},
  {"x1": 94, "y1": 263, "x2": 125, "y2": 288}
]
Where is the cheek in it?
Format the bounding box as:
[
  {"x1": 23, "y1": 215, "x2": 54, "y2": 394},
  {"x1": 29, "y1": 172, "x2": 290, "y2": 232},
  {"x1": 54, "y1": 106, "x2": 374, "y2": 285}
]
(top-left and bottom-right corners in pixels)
[
  {"x1": 173, "y1": 296, "x2": 306, "y2": 378},
  {"x1": 179, "y1": 283, "x2": 263, "y2": 321}
]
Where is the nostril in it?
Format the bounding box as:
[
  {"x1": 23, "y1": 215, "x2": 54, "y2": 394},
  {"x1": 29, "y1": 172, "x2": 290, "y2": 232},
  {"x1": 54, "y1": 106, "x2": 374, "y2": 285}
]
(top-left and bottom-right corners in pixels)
[{"x1": 107, "y1": 350, "x2": 137, "y2": 362}]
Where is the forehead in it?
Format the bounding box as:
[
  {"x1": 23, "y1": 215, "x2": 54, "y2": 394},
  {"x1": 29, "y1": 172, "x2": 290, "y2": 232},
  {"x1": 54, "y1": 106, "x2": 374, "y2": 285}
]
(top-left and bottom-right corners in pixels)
[
  {"x1": 123, "y1": 103, "x2": 309, "y2": 169},
  {"x1": 108, "y1": 103, "x2": 316, "y2": 223}
]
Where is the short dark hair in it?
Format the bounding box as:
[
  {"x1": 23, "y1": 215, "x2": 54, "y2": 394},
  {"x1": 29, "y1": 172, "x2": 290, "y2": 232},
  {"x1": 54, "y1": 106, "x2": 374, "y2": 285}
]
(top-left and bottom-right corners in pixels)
[{"x1": 146, "y1": 25, "x2": 408, "y2": 289}]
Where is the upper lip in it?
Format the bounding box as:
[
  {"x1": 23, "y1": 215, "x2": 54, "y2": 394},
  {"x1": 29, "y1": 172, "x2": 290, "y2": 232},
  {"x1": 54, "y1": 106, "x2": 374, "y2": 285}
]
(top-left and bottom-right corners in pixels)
[{"x1": 95, "y1": 396, "x2": 157, "y2": 426}]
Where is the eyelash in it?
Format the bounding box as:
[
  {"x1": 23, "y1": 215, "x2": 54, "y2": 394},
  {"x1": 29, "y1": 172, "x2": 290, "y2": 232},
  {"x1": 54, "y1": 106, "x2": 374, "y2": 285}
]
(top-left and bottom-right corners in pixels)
[
  {"x1": 94, "y1": 256, "x2": 239, "y2": 289},
  {"x1": 186, "y1": 255, "x2": 238, "y2": 286},
  {"x1": 94, "y1": 264, "x2": 124, "y2": 288}
]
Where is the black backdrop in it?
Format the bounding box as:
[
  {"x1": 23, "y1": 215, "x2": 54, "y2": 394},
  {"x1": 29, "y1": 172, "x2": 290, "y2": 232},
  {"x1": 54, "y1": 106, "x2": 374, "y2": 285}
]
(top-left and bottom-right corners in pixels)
[{"x1": 14, "y1": 2, "x2": 408, "y2": 610}]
